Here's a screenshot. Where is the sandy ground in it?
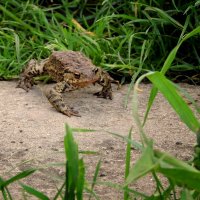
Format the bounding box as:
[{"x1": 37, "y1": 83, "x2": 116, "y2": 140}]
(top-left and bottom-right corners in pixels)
[{"x1": 0, "y1": 81, "x2": 200, "y2": 199}]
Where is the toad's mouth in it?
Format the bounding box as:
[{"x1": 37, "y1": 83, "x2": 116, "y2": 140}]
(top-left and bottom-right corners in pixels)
[{"x1": 67, "y1": 77, "x2": 99, "y2": 88}]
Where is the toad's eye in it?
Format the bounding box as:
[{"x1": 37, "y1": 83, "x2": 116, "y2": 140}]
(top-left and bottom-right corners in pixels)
[{"x1": 74, "y1": 73, "x2": 80, "y2": 79}]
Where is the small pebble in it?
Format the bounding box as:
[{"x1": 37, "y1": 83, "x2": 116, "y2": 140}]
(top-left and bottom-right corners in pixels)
[
  {"x1": 99, "y1": 172, "x2": 107, "y2": 177},
  {"x1": 175, "y1": 141, "x2": 182, "y2": 145},
  {"x1": 51, "y1": 148, "x2": 59, "y2": 151},
  {"x1": 131, "y1": 146, "x2": 137, "y2": 150}
]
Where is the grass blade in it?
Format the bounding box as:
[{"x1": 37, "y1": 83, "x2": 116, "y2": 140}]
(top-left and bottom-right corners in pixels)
[
  {"x1": 143, "y1": 26, "x2": 200, "y2": 126},
  {"x1": 161, "y1": 26, "x2": 200, "y2": 75},
  {"x1": 0, "y1": 177, "x2": 10, "y2": 200},
  {"x1": 89, "y1": 159, "x2": 101, "y2": 200},
  {"x1": 124, "y1": 128, "x2": 132, "y2": 200},
  {"x1": 64, "y1": 124, "x2": 79, "y2": 199},
  {"x1": 158, "y1": 168, "x2": 200, "y2": 192},
  {"x1": 0, "y1": 5, "x2": 40, "y2": 37},
  {"x1": 13, "y1": 32, "x2": 20, "y2": 63},
  {"x1": 125, "y1": 142, "x2": 155, "y2": 185},
  {"x1": 145, "y1": 6, "x2": 183, "y2": 29},
  {"x1": 147, "y1": 72, "x2": 200, "y2": 133},
  {"x1": 142, "y1": 86, "x2": 158, "y2": 126},
  {"x1": 77, "y1": 159, "x2": 85, "y2": 200},
  {"x1": 180, "y1": 189, "x2": 194, "y2": 200},
  {"x1": 71, "y1": 128, "x2": 96, "y2": 133},
  {"x1": 20, "y1": 184, "x2": 49, "y2": 200},
  {"x1": 155, "y1": 149, "x2": 198, "y2": 173},
  {"x1": 53, "y1": 181, "x2": 65, "y2": 200},
  {"x1": 0, "y1": 169, "x2": 36, "y2": 188}
]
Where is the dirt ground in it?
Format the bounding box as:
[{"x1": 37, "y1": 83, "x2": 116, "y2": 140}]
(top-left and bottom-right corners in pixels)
[{"x1": 0, "y1": 81, "x2": 200, "y2": 199}]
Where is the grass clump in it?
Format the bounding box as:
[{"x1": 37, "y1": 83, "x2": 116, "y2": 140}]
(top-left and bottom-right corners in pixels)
[{"x1": 0, "y1": 0, "x2": 200, "y2": 81}]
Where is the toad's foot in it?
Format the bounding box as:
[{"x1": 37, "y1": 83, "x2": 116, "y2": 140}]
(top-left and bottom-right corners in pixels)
[
  {"x1": 94, "y1": 90, "x2": 113, "y2": 100},
  {"x1": 61, "y1": 107, "x2": 81, "y2": 117},
  {"x1": 44, "y1": 88, "x2": 81, "y2": 117},
  {"x1": 16, "y1": 77, "x2": 35, "y2": 92}
]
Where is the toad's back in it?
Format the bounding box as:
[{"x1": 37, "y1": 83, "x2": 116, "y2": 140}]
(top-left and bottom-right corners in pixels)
[{"x1": 44, "y1": 51, "x2": 96, "y2": 82}]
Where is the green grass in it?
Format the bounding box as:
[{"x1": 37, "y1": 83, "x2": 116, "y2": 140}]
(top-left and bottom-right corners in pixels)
[{"x1": 0, "y1": 0, "x2": 200, "y2": 81}]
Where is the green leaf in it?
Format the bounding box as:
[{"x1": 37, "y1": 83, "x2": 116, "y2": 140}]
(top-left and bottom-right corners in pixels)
[
  {"x1": 64, "y1": 124, "x2": 79, "y2": 199},
  {"x1": 71, "y1": 128, "x2": 96, "y2": 133},
  {"x1": 97, "y1": 181, "x2": 148, "y2": 198},
  {"x1": 154, "y1": 150, "x2": 200, "y2": 195},
  {"x1": 142, "y1": 86, "x2": 158, "y2": 126},
  {"x1": 53, "y1": 182, "x2": 65, "y2": 200},
  {"x1": 77, "y1": 159, "x2": 85, "y2": 200},
  {"x1": 162, "y1": 26, "x2": 200, "y2": 74},
  {"x1": 147, "y1": 72, "x2": 200, "y2": 133},
  {"x1": 0, "y1": 177, "x2": 8, "y2": 199},
  {"x1": 0, "y1": 176, "x2": 5, "y2": 189},
  {"x1": 105, "y1": 130, "x2": 142, "y2": 150},
  {"x1": 145, "y1": 7, "x2": 183, "y2": 29},
  {"x1": 180, "y1": 189, "x2": 194, "y2": 200},
  {"x1": 124, "y1": 128, "x2": 132, "y2": 200},
  {"x1": 89, "y1": 159, "x2": 101, "y2": 200},
  {"x1": 143, "y1": 26, "x2": 200, "y2": 126},
  {"x1": 125, "y1": 142, "x2": 155, "y2": 185},
  {"x1": 79, "y1": 150, "x2": 98, "y2": 155},
  {"x1": 21, "y1": 184, "x2": 49, "y2": 200},
  {"x1": 158, "y1": 168, "x2": 200, "y2": 191},
  {"x1": 0, "y1": 169, "x2": 36, "y2": 188},
  {"x1": 154, "y1": 150, "x2": 197, "y2": 172},
  {"x1": 0, "y1": 5, "x2": 44, "y2": 38}
]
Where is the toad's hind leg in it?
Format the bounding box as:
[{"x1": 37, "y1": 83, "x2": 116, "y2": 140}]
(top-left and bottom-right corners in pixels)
[{"x1": 44, "y1": 81, "x2": 80, "y2": 117}]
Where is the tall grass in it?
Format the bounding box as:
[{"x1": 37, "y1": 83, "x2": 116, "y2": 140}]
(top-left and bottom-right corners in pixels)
[{"x1": 0, "y1": 0, "x2": 199, "y2": 80}]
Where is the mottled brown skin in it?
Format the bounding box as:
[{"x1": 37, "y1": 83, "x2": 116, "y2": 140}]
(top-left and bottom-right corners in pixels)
[{"x1": 17, "y1": 51, "x2": 119, "y2": 117}]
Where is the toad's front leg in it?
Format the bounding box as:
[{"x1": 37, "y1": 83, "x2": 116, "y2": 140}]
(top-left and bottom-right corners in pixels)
[
  {"x1": 93, "y1": 68, "x2": 113, "y2": 99},
  {"x1": 94, "y1": 81, "x2": 113, "y2": 100},
  {"x1": 17, "y1": 59, "x2": 46, "y2": 92},
  {"x1": 44, "y1": 81, "x2": 80, "y2": 117}
]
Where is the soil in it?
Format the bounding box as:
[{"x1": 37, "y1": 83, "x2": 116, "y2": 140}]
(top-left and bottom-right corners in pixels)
[{"x1": 0, "y1": 81, "x2": 200, "y2": 199}]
